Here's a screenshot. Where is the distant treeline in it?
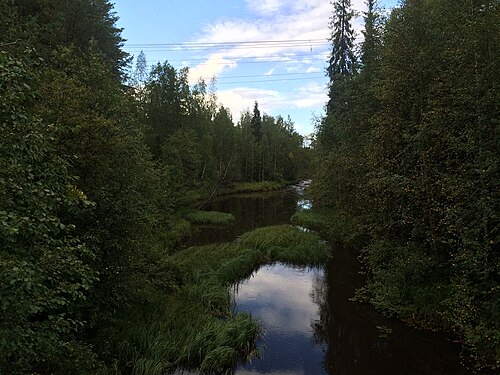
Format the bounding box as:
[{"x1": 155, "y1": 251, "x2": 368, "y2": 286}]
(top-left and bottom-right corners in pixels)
[{"x1": 314, "y1": 0, "x2": 499, "y2": 370}]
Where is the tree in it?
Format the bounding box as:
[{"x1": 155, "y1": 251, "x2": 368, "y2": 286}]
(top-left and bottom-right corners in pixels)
[
  {"x1": 13, "y1": 0, "x2": 129, "y2": 77},
  {"x1": 361, "y1": 0, "x2": 383, "y2": 75},
  {"x1": 327, "y1": 0, "x2": 357, "y2": 80},
  {"x1": 0, "y1": 49, "x2": 98, "y2": 374},
  {"x1": 145, "y1": 62, "x2": 191, "y2": 157},
  {"x1": 250, "y1": 101, "x2": 262, "y2": 141}
]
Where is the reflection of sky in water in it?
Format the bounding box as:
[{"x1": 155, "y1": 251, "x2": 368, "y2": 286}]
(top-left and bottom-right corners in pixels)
[
  {"x1": 296, "y1": 199, "x2": 312, "y2": 210},
  {"x1": 234, "y1": 263, "x2": 326, "y2": 375}
]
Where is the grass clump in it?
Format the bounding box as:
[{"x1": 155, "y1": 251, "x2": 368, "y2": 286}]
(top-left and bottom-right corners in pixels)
[
  {"x1": 107, "y1": 224, "x2": 327, "y2": 374},
  {"x1": 185, "y1": 210, "x2": 235, "y2": 225},
  {"x1": 239, "y1": 224, "x2": 329, "y2": 266},
  {"x1": 152, "y1": 219, "x2": 192, "y2": 254},
  {"x1": 225, "y1": 181, "x2": 285, "y2": 194},
  {"x1": 291, "y1": 207, "x2": 364, "y2": 247}
]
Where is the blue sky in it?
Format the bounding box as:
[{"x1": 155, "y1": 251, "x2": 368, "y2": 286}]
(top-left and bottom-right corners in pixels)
[{"x1": 114, "y1": 0, "x2": 399, "y2": 135}]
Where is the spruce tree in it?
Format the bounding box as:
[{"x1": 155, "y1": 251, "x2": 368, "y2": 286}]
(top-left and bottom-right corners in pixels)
[{"x1": 327, "y1": 0, "x2": 357, "y2": 80}]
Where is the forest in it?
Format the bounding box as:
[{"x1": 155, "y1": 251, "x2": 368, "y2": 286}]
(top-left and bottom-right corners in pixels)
[
  {"x1": 312, "y1": 0, "x2": 499, "y2": 371},
  {"x1": 0, "y1": 0, "x2": 498, "y2": 374}
]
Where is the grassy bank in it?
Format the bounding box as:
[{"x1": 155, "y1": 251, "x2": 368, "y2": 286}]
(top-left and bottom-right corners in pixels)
[
  {"x1": 105, "y1": 225, "x2": 328, "y2": 374},
  {"x1": 223, "y1": 181, "x2": 286, "y2": 194},
  {"x1": 184, "y1": 210, "x2": 236, "y2": 225},
  {"x1": 291, "y1": 207, "x2": 364, "y2": 247}
]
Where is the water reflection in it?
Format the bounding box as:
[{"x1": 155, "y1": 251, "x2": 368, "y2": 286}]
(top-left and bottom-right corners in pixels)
[
  {"x1": 186, "y1": 191, "x2": 298, "y2": 247},
  {"x1": 185, "y1": 187, "x2": 471, "y2": 375},
  {"x1": 313, "y1": 248, "x2": 469, "y2": 375},
  {"x1": 234, "y1": 263, "x2": 326, "y2": 375}
]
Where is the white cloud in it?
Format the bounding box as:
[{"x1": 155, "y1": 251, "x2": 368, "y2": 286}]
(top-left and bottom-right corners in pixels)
[
  {"x1": 188, "y1": 53, "x2": 237, "y2": 84},
  {"x1": 264, "y1": 68, "x2": 275, "y2": 76},
  {"x1": 293, "y1": 82, "x2": 327, "y2": 108},
  {"x1": 217, "y1": 81, "x2": 327, "y2": 119},
  {"x1": 305, "y1": 66, "x2": 321, "y2": 73},
  {"x1": 217, "y1": 87, "x2": 286, "y2": 120},
  {"x1": 245, "y1": 0, "x2": 287, "y2": 16},
  {"x1": 187, "y1": 0, "x2": 370, "y2": 133}
]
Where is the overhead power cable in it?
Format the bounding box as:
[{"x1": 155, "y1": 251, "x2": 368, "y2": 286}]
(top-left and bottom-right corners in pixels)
[
  {"x1": 214, "y1": 75, "x2": 325, "y2": 85},
  {"x1": 143, "y1": 57, "x2": 328, "y2": 66},
  {"x1": 211, "y1": 71, "x2": 323, "y2": 79},
  {"x1": 125, "y1": 38, "x2": 327, "y2": 47}
]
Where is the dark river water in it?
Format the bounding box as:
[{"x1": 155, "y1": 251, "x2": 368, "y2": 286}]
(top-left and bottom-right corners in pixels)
[{"x1": 188, "y1": 187, "x2": 471, "y2": 375}]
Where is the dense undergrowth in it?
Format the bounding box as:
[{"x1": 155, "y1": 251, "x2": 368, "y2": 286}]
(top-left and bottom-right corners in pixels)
[{"x1": 101, "y1": 225, "x2": 328, "y2": 374}]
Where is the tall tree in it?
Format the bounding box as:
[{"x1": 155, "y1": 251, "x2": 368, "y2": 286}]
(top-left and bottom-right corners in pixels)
[
  {"x1": 327, "y1": 0, "x2": 357, "y2": 80},
  {"x1": 361, "y1": 0, "x2": 383, "y2": 75},
  {"x1": 250, "y1": 101, "x2": 262, "y2": 141}
]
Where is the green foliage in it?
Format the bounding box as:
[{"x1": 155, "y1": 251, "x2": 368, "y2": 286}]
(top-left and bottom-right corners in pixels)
[
  {"x1": 314, "y1": 0, "x2": 500, "y2": 369},
  {"x1": 238, "y1": 225, "x2": 329, "y2": 266},
  {"x1": 0, "y1": 50, "x2": 98, "y2": 373},
  {"x1": 185, "y1": 210, "x2": 236, "y2": 226},
  {"x1": 13, "y1": 0, "x2": 129, "y2": 76}
]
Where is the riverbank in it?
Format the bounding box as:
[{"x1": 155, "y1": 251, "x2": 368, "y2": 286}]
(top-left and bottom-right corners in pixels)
[
  {"x1": 102, "y1": 225, "x2": 328, "y2": 374},
  {"x1": 291, "y1": 205, "x2": 497, "y2": 373}
]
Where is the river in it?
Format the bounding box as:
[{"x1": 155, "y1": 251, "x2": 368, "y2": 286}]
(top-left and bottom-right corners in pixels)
[{"x1": 187, "y1": 186, "x2": 470, "y2": 375}]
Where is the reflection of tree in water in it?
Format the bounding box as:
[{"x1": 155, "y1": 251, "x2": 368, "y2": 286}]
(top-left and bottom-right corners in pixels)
[
  {"x1": 310, "y1": 271, "x2": 329, "y2": 346},
  {"x1": 307, "y1": 250, "x2": 471, "y2": 375}
]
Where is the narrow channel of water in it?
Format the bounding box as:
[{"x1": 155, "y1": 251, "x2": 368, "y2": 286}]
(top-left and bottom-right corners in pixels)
[
  {"x1": 234, "y1": 263, "x2": 325, "y2": 375},
  {"x1": 189, "y1": 186, "x2": 470, "y2": 374}
]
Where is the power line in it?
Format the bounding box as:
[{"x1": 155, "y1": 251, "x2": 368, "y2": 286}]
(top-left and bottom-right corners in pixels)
[
  {"x1": 125, "y1": 38, "x2": 327, "y2": 47},
  {"x1": 143, "y1": 57, "x2": 328, "y2": 66},
  {"x1": 212, "y1": 71, "x2": 323, "y2": 80},
  {"x1": 214, "y1": 75, "x2": 325, "y2": 85},
  {"x1": 130, "y1": 52, "x2": 329, "y2": 62}
]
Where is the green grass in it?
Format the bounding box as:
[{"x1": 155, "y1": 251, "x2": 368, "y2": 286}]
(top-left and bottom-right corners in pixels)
[
  {"x1": 238, "y1": 225, "x2": 329, "y2": 267},
  {"x1": 104, "y1": 225, "x2": 328, "y2": 374},
  {"x1": 223, "y1": 181, "x2": 286, "y2": 194},
  {"x1": 291, "y1": 207, "x2": 364, "y2": 247},
  {"x1": 154, "y1": 219, "x2": 192, "y2": 253},
  {"x1": 184, "y1": 210, "x2": 235, "y2": 225}
]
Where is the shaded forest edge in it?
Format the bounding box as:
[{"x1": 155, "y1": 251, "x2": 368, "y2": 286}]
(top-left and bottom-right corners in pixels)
[
  {"x1": 0, "y1": 1, "x2": 498, "y2": 374},
  {"x1": 312, "y1": 0, "x2": 499, "y2": 371},
  {"x1": 0, "y1": 1, "x2": 310, "y2": 373}
]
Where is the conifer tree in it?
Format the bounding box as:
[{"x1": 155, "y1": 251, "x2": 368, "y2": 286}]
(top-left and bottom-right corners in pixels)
[{"x1": 327, "y1": 0, "x2": 357, "y2": 80}]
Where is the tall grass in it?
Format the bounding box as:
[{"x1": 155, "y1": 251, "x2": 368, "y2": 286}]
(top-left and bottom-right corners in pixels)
[
  {"x1": 291, "y1": 207, "x2": 364, "y2": 247},
  {"x1": 223, "y1": 181, "x2": 285, "y2": 194},
  {"x1": 184, "y1": 210, "x2": 235, "y2": 225},
  {"x1": 238, "y1": 225, "x2": 329, "y2": 267},
  {"x1": 106, "y1": 224, "x2": 328, "y2": 374}
]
